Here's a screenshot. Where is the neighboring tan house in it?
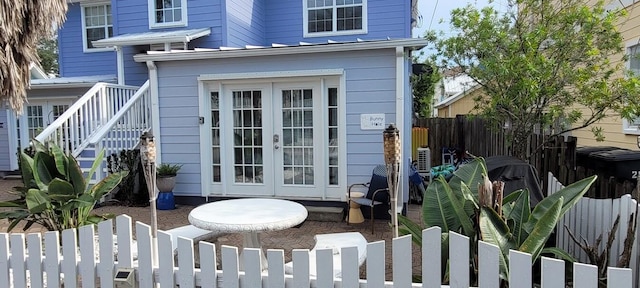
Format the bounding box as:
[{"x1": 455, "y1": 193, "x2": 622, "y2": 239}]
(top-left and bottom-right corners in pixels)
[
  {"x1": 433, "y1": 73, "x2": 482, "y2": 118},
  {"x1": 569, "y1": 0, "x2": 640, "y2": 149},
  {"x1": 0, "y1": 0, "x2": 426, "y2": 209}
]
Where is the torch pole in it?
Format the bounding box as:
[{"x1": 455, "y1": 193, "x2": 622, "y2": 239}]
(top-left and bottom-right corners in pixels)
[
  {"x1": 141, "y1": 132, "x2": 159, "y2": 267},
  {"x1": 383, "y1": 124, "x2": 401, "y2": 238}
]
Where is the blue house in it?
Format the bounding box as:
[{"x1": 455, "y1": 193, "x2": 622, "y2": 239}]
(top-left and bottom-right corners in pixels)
[{"x1": 1, "y1": 0, "x2": 427, "y2": 207}]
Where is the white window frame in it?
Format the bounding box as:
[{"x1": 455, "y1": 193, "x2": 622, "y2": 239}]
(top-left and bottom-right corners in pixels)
[
  {"x1": 148, "y1": 0, "x2": 188, "y2": 29},
  {"x1": 81, "y1": 2, "x2": 113, "y2": 53},
  {"x1": 303, "y1": 0, "x2": 368, "y2": 38},
  {"x1": 624, "y1": 40, "x2": 640, "y2": 135}
]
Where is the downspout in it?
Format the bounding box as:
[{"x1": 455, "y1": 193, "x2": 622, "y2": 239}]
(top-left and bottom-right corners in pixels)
[
  {"x1": 116, "y1": 46, "x2": 125, "y2": 85},
  {"x1": 395, "y1": 46, "x2": 406, "y2": 215},
  {"x1": 146, "y1": 60, "x2": 162, "y2": 163}
]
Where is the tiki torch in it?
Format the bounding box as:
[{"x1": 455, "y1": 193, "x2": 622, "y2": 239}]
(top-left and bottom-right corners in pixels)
[
  {"x1": 383, "y1": 124, "x2": 401, "y2": 238},
  {"x1": 140, "y1": 132, "x2": 158, "y2": 264}
]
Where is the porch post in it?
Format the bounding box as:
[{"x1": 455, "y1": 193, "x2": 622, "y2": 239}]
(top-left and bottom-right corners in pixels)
[{"x1": 116, "y1": 46, "x2": 125, "y2": 85}]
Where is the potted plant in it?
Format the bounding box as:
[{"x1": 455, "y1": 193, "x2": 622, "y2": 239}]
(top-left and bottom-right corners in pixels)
[{"x1": 156, "y1": 163, "x2": 182, "y2": 210}]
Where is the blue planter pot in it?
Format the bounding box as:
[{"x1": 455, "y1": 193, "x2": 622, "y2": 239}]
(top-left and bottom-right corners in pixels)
[{"x1": 157, "y1": 192, "x2": 175, "y2": 210}]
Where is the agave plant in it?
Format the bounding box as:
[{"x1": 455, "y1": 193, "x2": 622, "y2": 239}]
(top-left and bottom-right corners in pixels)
[
  {"x1": 0, "y1": 140, "x2": 127, "y2": 232},
  {"x1": 399, "y1": 157, "x2": 595, "y2": 282}
]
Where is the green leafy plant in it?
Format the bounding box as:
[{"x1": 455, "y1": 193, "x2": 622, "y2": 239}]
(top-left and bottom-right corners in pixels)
[
  {"x1": 399, "y1": 157, "x2": 596, "y2": 283},
  {"x1": 107, "y1": 149, "x2": 149, "y2": 206},
  {"x1": 0, "y1": 140, "x2": 127, "y2": 232},
  {"x1": 156, "y1": 163, "x2": 182, "y2": 177}
]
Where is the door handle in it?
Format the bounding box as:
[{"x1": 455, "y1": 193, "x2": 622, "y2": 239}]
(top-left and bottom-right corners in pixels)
[{"x1": 273, "y1": 134, "x2": 280, "y2": 150}]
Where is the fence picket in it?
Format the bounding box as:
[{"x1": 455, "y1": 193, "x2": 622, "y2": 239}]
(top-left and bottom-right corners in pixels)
[
  {"x1": 612, "y1": 199, "x2": 622, "y2": 266},
  {"x1": 573, "y1": 263, "x2": 598, "y2": 288},
  {"x1": 478, "y1": 241, "x2": 499, "y2": 288},
  {"x1": 221, "y1": 245, "x2": 240, "y2": 288},
  {"x1": 26, "y1": 234, "x2": 43, "y2": 288},
  {"x1": 608, "y1": 267, "x2": 632, "y2": 288},
  {"x1": 79, "y1": 225, "x2": 96, "y2": 288},
  {"x1": 509, "y1": 250, "x2": 531, "y2": 288},
  {"x1": 603, "y1": 199, "x2": 613, "y2": 258},
  {"x1": 366, "y1": 240, "x2": 386, "y2": 288},
  {"x1": 267, "y1": 249, "x2": 285, "y2": 288},
  {"x1": 116, "y1": 215, "x2": 134, "y2": 268},
  {"x1": 315, "y1": 248, "x2": 334, "y2": 288},
  {"x1": 291, "y1": 249, "x2": 311, "y2": 287},
  {"x1": 97, "y1": 219, "x2": 115, "y2": 287},
  {"x1": 423, "y1": 227, "x2": 441, "y2": 288},
  {"x1": 136, "y1": 222, "x2": 154, "y2": 288},
  {"x1": 198, "y1": 241, "x2": 218, "y2": 288},
  {"x1": 9, "y1": 234, "x2": 26, "y2": 288},
  {"x1": 157, "y1": 231, "x2": 175, "y2": 287},
  {"x1": 449, "y1": 232, "x2": 469, "y2": 288},
  {"x1": 243, "y1": 248, "x2": 263, "y2": 288},
  {"x1": 578, "y1": 198, "x2": 587, "y2": 262},
  {"x1": 392, "y1": 235, "x2": 412, "y2": 287},
  {"x1": 177, "y1": 237, "x2": 196, "y2": 288},
  {"x1": 341, "y1": 246, "x2": 360, "y2": 287},
  {"x1": 541, "y1": 257, "x2": 565, "y2": 288},
  {"x1": 43, "y1": 231, "x2": 60, "y2": 288},
  {"x1": 0, "y1": 234, "x2": 8, "y2": 288},
  {"x1": 62, "y1": 229, "x2": 78, "y2": 288},
  {"x1": 595, "y1": 199, "x2": 605, "y2": 254}
]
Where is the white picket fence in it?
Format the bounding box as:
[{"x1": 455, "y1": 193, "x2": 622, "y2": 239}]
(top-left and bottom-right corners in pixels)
[
  {"x1": 548, "y1": 172, "x2": 640, "y2": 287},
  {"x1": 0, "y1": 214, "x2": 633, "y2": 287}
]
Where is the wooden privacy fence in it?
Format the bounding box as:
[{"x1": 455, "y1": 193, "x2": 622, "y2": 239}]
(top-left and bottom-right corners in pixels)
[
  {"x1": 548, "y1": 172, "x2": 640, "y2": 286},
  {"x1": 1, "y1": 214, "x2": 633, "y2": 287}
]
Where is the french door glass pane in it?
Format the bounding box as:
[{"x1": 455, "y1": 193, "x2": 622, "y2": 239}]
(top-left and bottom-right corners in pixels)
[
  {"x1": 282, "y1": 89, "x2": 314, "y2": 185},
  {"x1": 232, "y1": 90, "x2": 263, "y2": 184},
  {"x1": 210, "y1": 92, "x2": 221, "y2": 182},
  {"x1": 327, "y1": 87, "x2": 339, "y2": 185}
]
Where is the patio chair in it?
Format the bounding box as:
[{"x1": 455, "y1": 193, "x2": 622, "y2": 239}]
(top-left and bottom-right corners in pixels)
[{"x1": 347, "y1": 165, "x2": 390, "y2": 233}]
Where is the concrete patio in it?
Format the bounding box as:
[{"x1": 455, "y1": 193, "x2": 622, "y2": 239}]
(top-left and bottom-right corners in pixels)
[{"x1": 0, "y1": 178, "x2": 425, "y2": 280}]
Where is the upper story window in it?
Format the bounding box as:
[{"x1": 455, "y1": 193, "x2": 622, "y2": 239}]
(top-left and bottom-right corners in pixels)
[
  {"x1": 625, "y1": 44, "x2": 640, "y2": 134},
  {"x1": 303, "y1": 0, "x2": 367, "y2": 37},
  {"x1": 148, "y1": 0, "x2": 188, "y2": 29},
  {"x1": 82, "y1": 3, "x2": 113, "y2": 52}
]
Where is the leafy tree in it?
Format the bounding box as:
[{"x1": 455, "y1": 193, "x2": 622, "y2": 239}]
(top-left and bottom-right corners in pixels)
[
  {"x1": 37, "y1": 37, "x2": 59, "y2": 76},
  {"x1": 0, "y1": 1, "x2": 67, "y2": 112},
  {"x1": 431, "y1": 0, "x2": 640, "y2": 160},
  {"x1": 412, "y1": 60, "x2": 441, "y2": 118}
]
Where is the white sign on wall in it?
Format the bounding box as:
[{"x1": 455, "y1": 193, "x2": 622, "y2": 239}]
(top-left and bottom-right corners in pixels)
[{"x1": 360, "y1": 114, "x2": 385, "y2": 130}]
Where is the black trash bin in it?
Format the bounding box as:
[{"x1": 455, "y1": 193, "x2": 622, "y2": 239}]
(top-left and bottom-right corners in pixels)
[
  {"x1": 590, "y1": 149, "x2": 640, "y2": 180},
  {"x1": 575, "y1": 146, "x2": 621, "y2": 171}
]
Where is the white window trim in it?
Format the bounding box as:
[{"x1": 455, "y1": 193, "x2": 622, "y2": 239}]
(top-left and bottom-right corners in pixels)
[
  {"x1": 303, "y1": 0, "x2": 368, "y2": 38},
  {"x1": 81, "y1": 2, "x2": 114, "y2": 53},
  {"x1": 148, "y1": 0, "x2": 188, "y2": 29},
  {"x1": 624, "y1": 39, "x2": 640, "y2": 135}
]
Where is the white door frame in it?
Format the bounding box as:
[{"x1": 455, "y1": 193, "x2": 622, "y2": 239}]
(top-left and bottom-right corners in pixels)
[{"x1": 197, "y1": 70, "x2": 347, "y2": 200}]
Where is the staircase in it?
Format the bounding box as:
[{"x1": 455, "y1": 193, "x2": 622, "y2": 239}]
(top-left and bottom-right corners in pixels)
[{"x1": 35, "y1": 80, "x2": 151, "y2": 182}]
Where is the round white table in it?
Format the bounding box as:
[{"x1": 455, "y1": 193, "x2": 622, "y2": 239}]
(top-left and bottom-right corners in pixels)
[{"x1": 188, "y1": 198, "x2": 308, "y2": 268}]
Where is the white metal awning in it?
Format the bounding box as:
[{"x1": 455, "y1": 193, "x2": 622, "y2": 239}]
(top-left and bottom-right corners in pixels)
[{"x1": 92, "y1": 27, "x2": 211, "y2": 48}]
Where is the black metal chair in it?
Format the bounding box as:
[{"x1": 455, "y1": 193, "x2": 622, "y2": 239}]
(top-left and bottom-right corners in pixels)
[{"x1": 347, "y1": 165, "x2": 390, "y2": 233}]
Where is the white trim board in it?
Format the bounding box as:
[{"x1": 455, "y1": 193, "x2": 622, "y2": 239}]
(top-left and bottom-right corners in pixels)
[{"x1": 197, "y1": 69, "x2": 344, "y2": 81}]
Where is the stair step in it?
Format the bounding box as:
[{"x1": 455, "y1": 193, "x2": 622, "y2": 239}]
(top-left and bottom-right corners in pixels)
[{"x1": 305, "y1": 206, "x2": 344, "y2": 222}]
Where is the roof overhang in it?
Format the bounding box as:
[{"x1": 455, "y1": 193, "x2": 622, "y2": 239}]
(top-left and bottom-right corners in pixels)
[
  {"x1": 133, "y1": 38, "x2": 430, "y2": 62},
  {"x1": 434, "y1": 84, "x2": 482, "y2": 109},
  {"x1": 92, "y1": 27, "x2": 211, "y2": 48},
  {"x1": 30, "y1": 75, "x2": 117, "y2": 89}
]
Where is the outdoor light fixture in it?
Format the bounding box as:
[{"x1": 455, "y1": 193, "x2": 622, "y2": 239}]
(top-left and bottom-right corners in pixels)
[
  {"x1": 383, "y1": 124, "x2": 401, "y2": 238},
  {"x1": 140, "y1": 131, "x2": 158, "y2": 266},
  {"x1": 114, "y1": 267, "x2": 137, "y2": 288}
]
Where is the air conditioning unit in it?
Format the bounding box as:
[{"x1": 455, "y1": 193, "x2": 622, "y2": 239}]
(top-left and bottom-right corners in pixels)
[{"x1": 416, "y1": 148, "x2": 431, "y2": 178}]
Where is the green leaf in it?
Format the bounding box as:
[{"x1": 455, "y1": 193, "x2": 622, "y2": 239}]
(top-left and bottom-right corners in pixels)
[
  {"x1": 398, "y1": 214, "x2": 424, "y2": 246},
  {"x1": 422, "y1": 176, "x2": 458, "y2": 231},
  {"x1": 25, "y1": 189, "x2": 50, "y2": 214},
  {"x1": 541, "y1": 247, "x2": 577, "y2": 262},
  {"x1": 520, "y1": 197, "x2": 563, "y2": 261},
  {"x1": 526, "y1": 176, "x2": 595, "y2": 233},
  {"x1": 19, "y1": 152, "x2": 35, "y2": 188},
  {"x1": 33, "y1": 151, "x2": 57, "y2": 189},
  {"x1": 85, "y1": 149, "x2": 106, "y2": 191},
  {"x1": 448, "y1": 157, "x2": 486, "y2": 202},
  {"x1": 90, "y1": 171, "x2": 127, "y2": 200},
  {"x1": 50, "y1": 143, "x2": 68, "y2": 177},
  {"x1": 502, "y1": 190, "x2": 531, "y2": 245},
  {"x1": 47, "y1": 178, "x2": 75, "y2": 196},
  {"x1": 66, "y1": 156, "x2": 86, "y2": 195}
]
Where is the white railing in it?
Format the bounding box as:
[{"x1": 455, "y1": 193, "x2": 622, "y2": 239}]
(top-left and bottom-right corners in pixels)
[
  {"x1": 35, "y1": 82, "x2": 142, "y2": 156},
  {"x1": 0, "y1": 214, "x2": 632, "y2": 287},
  {"x1": 548, "y1": 172, "x2": 640, "y2": 286}
]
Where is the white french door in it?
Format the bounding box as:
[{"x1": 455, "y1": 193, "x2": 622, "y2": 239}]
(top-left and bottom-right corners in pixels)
[
  {"x1": 17, "y1": 99, "x2": 73, "y2": 149},
  {"x1": 205, "y1": 79, "x2": 336, "y2": 198}
]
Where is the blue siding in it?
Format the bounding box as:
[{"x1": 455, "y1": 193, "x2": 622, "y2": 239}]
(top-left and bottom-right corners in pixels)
[
  {"x1": 153, "y1": 48, "x2": 402, "y2": 196},
  {"x1": 265, "y1": 0, "x2": 411, "y2": 45},
  {"x1": 225, "y1": 0, "x2": 266, "y2": 46},
  {"x1": 0, "y1": 108, "x2": 10, "y2": 171},
  {"x1": 58, "y1": 3, "x2": 117, "y2": 77}
]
